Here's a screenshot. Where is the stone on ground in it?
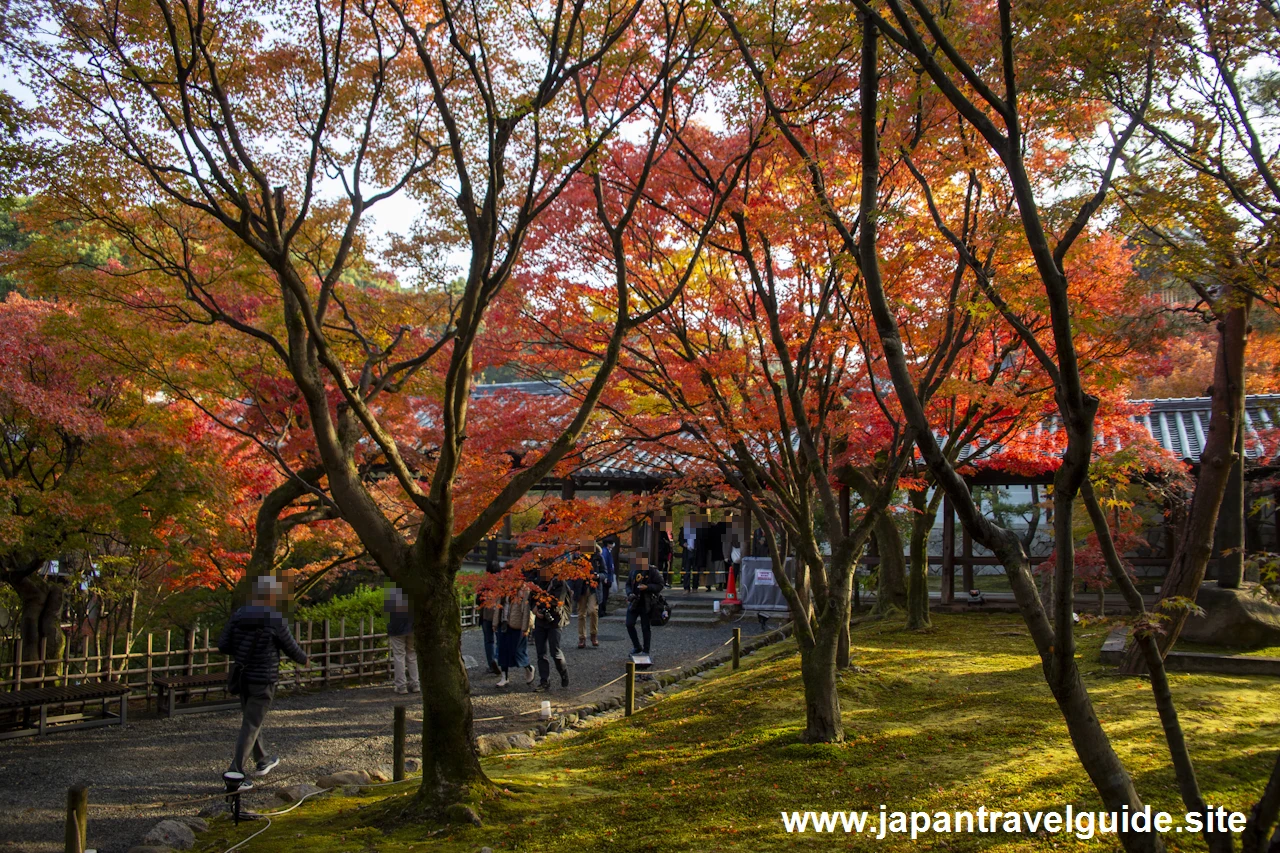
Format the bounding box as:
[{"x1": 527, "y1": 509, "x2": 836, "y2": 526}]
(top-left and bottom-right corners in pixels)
[
  {"x1": 174, "y1": 816, "x2": 207, "y2": 833},
  {"x1": 316, "y1": 770, "x2": 371, "y2": 788},
  {"x1": 475, "y1": 733, "x2": 510, "y2": 756},
  {"x1": 1181, "y1": 584, "x2": 1280, "y2": 647},
  {"x1": 506, "y1": 732, "x2": 535, "y2": 749},
  {"x1": 142, "y1": 819, "x2": 196, "y2": 850},
  {"x1": 276, "y1": 783, "x2": 326, "y2": 803}
]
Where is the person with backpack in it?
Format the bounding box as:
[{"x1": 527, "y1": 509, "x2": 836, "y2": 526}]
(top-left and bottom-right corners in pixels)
[
  {"x1": 217, "y1": 576, "x2": 308, "y2": 789},
  {"x1": 626, "y1": 555, "x2": 665, "y2": 657},
  {"x1": 530, "y1": 564, "x2": 570, "y2": 692},
  {"x1": 383, "y1": 584, "x2": 418, "y2": 694},
  {"x1": 570, "y1": 538, "x2": 608, "y2": 648},
  {"x1": 492, "y1": 581, "x2": 533, "y2": 687}
]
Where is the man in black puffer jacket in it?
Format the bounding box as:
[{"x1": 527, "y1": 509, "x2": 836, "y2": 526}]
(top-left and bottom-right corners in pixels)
[{"x1": 218, "y1": 576, "x2": 308, "y2": 787}]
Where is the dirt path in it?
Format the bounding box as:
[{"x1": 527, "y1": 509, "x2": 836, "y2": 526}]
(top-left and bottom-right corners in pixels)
[{"x1": 0, "y1": 615, "x2": 744, "y2": 853}]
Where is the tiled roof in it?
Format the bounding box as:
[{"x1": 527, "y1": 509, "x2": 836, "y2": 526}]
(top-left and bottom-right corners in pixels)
[{"x1": 1133, "y1": 395, "x2": 1280, "y2": 462}]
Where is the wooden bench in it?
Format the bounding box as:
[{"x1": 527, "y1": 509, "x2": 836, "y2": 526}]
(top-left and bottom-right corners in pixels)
[
  {"x1": 0, "y1": 681, "x2": 130, "y2": 739},
  {"x1": 153, "y1": 672, "x2": 239, "y2": 718}
]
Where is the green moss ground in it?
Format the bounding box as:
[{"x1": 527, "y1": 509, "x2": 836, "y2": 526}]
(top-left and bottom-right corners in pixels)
[
  {"x1": 197, "y1": 614, "x2": 1279, "y2": 853},
  {"x1": 1171, "y1": 640, "x2": 1280, "y2": 658}
]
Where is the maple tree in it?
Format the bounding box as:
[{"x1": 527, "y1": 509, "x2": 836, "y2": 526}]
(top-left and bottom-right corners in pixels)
[
  {"x1": 1107, "y1": 0, "x2": 1280, "y2": 675},
  {"x1": 0, "y1": 295, "x2": 226, "y2": 669},
  {"x1": 8, "y1": 0, "x2": 754, "y2": 815}
]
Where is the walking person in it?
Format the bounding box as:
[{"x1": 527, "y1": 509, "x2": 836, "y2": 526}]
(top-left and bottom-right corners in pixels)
[
  {"x1": 218, "y1": 576, "x2": 308, "y2": 789},
  {"x1": 571, "y1": 538, "x2": 608, "y2": 648},
  {"x1": 657, "y1": 527, "x2": 674, "y2": 586},
  {"x1": 530, "y1": 564, "x2": 570, "y2": 692},
  {"x1": 598, "y1": 537, "x2": 616, "y2": 618},
  {"x1": 493, "y1": 582, "x2": 533, "y2": 687},
  {"x1": 384, "y1": 584, "x2": 419, "y2": 694},
  {"x1": 728, "y1": 534, "x2": 743, "y2": 588},
  {"x1": 479, "y1": 561, "x2": 502, "y2": 675},
  {"x1": 682, "y1": 519, "x2": 695, "y2": 593},
  {"x1": 626, "y1": 555, "x2": 665, "y2": 658}
]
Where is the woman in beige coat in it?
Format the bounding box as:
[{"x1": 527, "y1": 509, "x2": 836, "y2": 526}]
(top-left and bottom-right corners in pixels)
[{"x1": 492, "y1": 586, "x2": 535, "y2": 687}]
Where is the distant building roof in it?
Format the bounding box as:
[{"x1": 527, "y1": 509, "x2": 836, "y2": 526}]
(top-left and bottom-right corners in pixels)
[
  {"x1": 1133, "y1": 395, "x2": 1280, "y2": 463},
  {"x1": 469, "y1": 383, "x2": 1280, "y2": 489}
]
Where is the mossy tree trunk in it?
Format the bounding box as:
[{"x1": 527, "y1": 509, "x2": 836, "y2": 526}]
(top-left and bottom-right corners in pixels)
[
  {"x1": 408, "y1": 550, "x2": 490, "y2": 812},
  {"x1": 872, "y1": 513, "x2": 907, "y2": 616},
  {"x1": 906, "y1": 489, "x2": 937, "y2": 631}
]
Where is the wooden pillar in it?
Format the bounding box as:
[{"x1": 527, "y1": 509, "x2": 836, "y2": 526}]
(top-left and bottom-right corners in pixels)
[
  {"x1": 561, "y1": 480, "x2": 576, "y2": 501},
  {"x1": 961, "y1": 485, "x2": 975, "y2": 594},
  {"x1": 941, "y1": 495, "x2": 955, "y2": 605},
  {"x1": 502, "y1": 514, "x2": 513, "y2": 558}
]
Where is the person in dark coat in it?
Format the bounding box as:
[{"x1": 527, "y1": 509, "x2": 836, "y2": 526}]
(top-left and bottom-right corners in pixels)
[
  {"x1": 657, "y1": 528, "x2": 674, "y2": 586},
  {"x1": 626, "y1": 555, "x2": 665, "y2": 656},
  {"x1": 530, "y1": 565, "x2": 570, "y2": 691},
  {"x1": 217, "y1": 576, "x2": 308, "y2": 788},
  {"x1": 384, "y1": 584, "x2": 418, "y2": 694}
]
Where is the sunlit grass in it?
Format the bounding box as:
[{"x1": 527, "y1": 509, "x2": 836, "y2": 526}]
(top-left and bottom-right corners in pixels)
[{"x1": 196, "y1": 614, "x2": 1279, "y2": 853}]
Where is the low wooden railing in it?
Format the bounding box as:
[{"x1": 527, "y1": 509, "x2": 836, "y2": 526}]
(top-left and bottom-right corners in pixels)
[{"x1": 2, "y1": 602, "x2": 481, "y2": 700}]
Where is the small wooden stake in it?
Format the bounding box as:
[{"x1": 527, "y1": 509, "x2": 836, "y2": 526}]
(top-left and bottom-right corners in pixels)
[
  {"x1": 393, "y1": 705, "x2": 406, "y2": 782},
  {"x1": 64, "y1": 785, "x2": 88, "y2": 853},
  {"x1": 625, "y1": 661, "x2": 636, "y2": 717},
  {"x1": 732, "y1": 628, "x2": 741, "y2": 670}
]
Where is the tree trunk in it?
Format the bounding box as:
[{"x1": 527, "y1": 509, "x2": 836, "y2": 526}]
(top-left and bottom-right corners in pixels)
[
  {"x1": 14, "y1": 573, "x2": 64, "y2": 679},
  {"x1": 906, "y1": 491, "x2": 934, "y2": 630},
  {"x1": 799, "y1": 627, "x2": 843, "y2": 742},
  {"x1": 1121, "y1": 291, "x2": 1249, "y2": 672},
  {"x1": 1217, "y1": 423, "x2": 1245, "y2": 589},
  {"x1": 408, "y1": 554, "x2": 491, "y2": 817},
  {"x1": 871, "y1": 513, "x2": 907, "y2": 615},
  {"x1": 232, "y1": 467, "x2": 329, "y2": 606}
]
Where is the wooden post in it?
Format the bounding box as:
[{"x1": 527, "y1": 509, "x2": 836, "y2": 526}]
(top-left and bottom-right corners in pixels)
[
  {"x1": 339, "y1": 617, "x2": 346, "y2": 682},
  {"x1": 306, "y1": 621, "x2": 314, "y2": 689},
  {"x1": 64, "y1": 785, "x2": 88, "y2": 853},
  {"x1": 145, "y1": 634, "x2": 153, "y2": 712},
  {"x1": 38, "y1": 637, "x2": 47, "y2": 688},
  {"x1": 941, "y1": 496, "x2": 955, "y2": 605},
  {"x1": 393, "y1": 705, "x2": 406, "y2": 782},
  {"x1": 60, "y1": 629, "x2": 70, "y2": 688},
  {"x1": 732, "y1": 628, "x2": 741, "y2": 670},
  {"x1": 184, "y1": 626, "x2": 195, "y2": 676},
  {"x1": 322, "y1": 619, "x2": 332, "y2": 687},
  {"x1": 502, "y1": 513, "x2": 513, "y2": 558},
  {"x1": 961, "y1": 522, "x2": 974, "y2": 595},
  {"x1": 13, "y1": 635, "x2": 21, "y2": 691},
  {"x1": 625, "y1": 661, "x2": 635, "y2": 717}
]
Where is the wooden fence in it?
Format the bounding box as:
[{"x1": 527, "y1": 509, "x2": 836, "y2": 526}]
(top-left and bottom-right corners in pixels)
[{"x1": 2, "y1": 602, "x2": 481, "y2": 701}]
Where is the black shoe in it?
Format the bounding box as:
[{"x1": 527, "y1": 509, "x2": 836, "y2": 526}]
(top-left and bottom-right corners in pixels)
[
  {"x1": 630, "y1": 648, "x2": 643, "y2": 656},
  {"x1": 560, "y1": 670, "x2": 569, "y2": 688},
  {"x1": 533, "y1": 681, "x2": 550, "y2": 692},
  {"x1": 489, "y1": 661, "x2": 501, "y2": 676},
  {"x1": 253, "y1": 756, "x2": 280, "y2": 778}
]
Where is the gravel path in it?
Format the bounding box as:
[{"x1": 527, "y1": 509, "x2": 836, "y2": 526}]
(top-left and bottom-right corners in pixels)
[{"x1": 0, "y1": 612, "x2": 750, "y2": 853}]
